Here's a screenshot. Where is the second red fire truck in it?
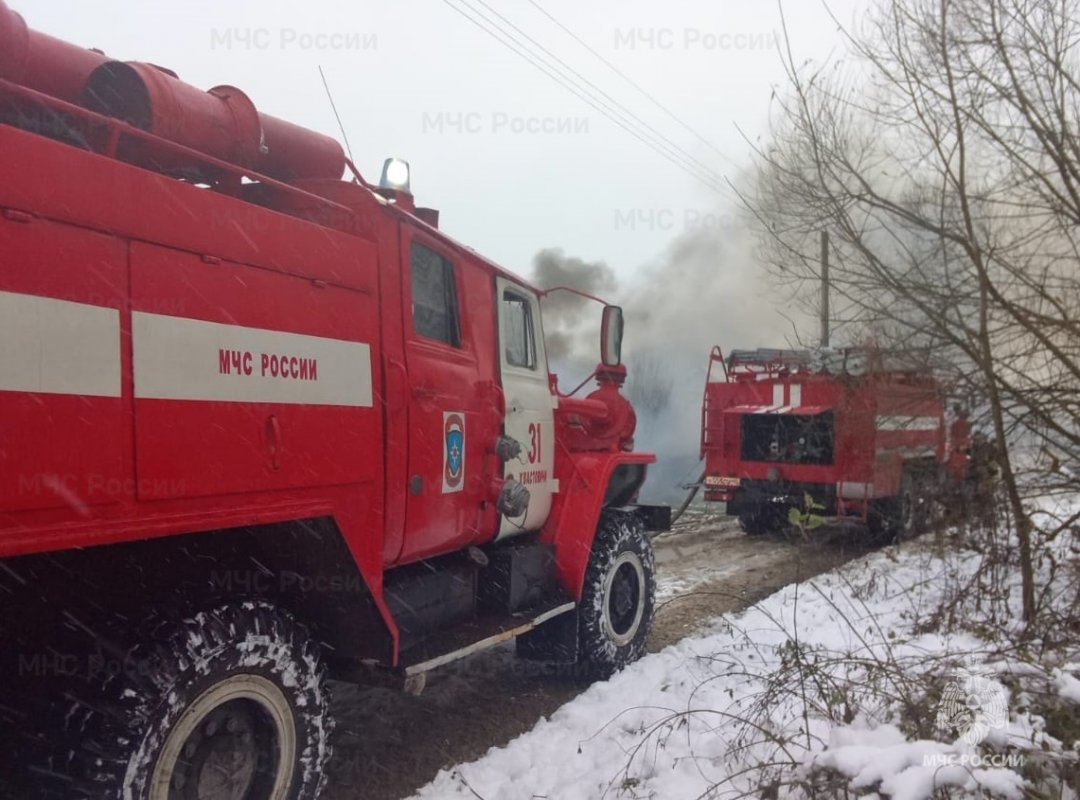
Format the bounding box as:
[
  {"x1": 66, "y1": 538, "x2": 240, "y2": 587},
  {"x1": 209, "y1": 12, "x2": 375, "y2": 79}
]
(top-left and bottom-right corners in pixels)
[{"x1": 700, "y1": 346, "x2": 970, "y2": 538}]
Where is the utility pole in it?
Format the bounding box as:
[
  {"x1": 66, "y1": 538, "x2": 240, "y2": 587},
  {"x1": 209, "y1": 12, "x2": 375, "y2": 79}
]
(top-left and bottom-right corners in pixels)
[{"x1": 820, "y1": 230, "x2": 830, "y2": 348}]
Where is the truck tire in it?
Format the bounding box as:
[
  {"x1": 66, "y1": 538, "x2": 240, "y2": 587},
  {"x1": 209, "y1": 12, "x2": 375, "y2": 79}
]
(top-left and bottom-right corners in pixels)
[
  {"x1": 897, "y1": 471, "x2": 927, "y2": 541},
  {"x1": 868, "y1": 471, "x2": 929, "y2": 543},
  {"x1": 867, "y1": 499, "x2": 895, "y2": 544},
  {"x1": 33, "y1": 602, "x2": 332, "y2": 800},
  {"x1": 738, "y1": 510, "x2": 772, "y2": 536},
  {"x1": 579, "y1": 511, "x2": 656, "y2": 678}
]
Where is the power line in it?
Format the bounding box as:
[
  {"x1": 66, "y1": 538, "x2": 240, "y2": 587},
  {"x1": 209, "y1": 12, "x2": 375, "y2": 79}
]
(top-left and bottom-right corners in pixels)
[
  {"x1": 524, "y1": 0, "x2": 742, "y2": 172},
  {"x1": 442, "y1": 0, "x2": 725, "y2": 193},
  {"x1": 469, "y1": 0, "x2": 727, "y2": 187},
  {"x1": 437, "y1": 0, "x2": 729, "y2": 195}
]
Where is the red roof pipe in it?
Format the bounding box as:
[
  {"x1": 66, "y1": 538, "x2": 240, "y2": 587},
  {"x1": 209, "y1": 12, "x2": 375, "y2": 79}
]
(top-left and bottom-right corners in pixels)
[
  {"x1": 82, "y1": 60, "x2": 345, "y2": 182},
  {"x1": 0, "y1": 0, "x2": 110, "y2": 103},
  {"x1": 82, "y1": 61, "x2": 265, "y2": 171},
  {"x1": 258, "y1": 111, "x2": 345, "y2": 182},
  {"x1": 2, "y1": 1, "x2": 345, "y2": 183}
]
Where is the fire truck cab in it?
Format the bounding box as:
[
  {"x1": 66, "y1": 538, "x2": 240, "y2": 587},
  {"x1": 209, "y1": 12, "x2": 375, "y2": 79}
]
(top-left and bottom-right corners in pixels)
[
  {"x1": 700, "y1": 346, "x2": 966, "y2": 538},
  {"x1": 0, "y1": 4, "x2": 667, "y2": 797}
]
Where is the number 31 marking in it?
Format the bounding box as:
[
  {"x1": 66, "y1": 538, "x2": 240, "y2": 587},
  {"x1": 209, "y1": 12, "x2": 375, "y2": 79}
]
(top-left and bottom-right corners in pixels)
[{"x1": 528, "y1": 422, "x2": 542, "y2": 464}]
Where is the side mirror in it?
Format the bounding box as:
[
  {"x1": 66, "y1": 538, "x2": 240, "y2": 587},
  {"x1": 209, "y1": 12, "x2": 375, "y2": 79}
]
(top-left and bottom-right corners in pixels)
[{"x1": 600, "y1": 305, "x2": 623, "y2": 367}]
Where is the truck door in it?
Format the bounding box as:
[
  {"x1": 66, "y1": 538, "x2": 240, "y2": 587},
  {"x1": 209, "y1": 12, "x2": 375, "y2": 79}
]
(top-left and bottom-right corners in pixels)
[
  {"x1": 399, "y1": 230, "x2": 494, "y2": 562},
  {"x1": 495, "y1": 278, "x2": 556, "y2": 537}
]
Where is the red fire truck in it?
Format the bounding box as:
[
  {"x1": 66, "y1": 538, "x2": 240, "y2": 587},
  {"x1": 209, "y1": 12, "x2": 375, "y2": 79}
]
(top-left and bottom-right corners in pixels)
[
  {"x1": 700, "y1": 346, "x2": 969, "y2": 538},
  {"x1": 0, "y1": 4, "x2": 668, "y2": 797}
]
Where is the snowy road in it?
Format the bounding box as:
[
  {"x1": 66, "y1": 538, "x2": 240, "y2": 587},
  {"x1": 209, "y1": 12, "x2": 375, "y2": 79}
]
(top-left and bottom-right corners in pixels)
[{"x1": 322, "y1": 509, "x2": 870, "y2": 800}]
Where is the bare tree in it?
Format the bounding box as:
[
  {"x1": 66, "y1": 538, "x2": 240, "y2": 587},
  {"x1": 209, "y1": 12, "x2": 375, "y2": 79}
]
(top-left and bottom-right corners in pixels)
[{"x1": 745, "y1": 0, "x2": 1080, "y2": 627}]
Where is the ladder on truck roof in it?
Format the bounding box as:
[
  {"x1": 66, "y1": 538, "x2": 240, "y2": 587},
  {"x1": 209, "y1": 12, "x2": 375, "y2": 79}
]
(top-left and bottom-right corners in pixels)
[{"x1": 721, "y1": 346, "x2": 932, "y2": 379}]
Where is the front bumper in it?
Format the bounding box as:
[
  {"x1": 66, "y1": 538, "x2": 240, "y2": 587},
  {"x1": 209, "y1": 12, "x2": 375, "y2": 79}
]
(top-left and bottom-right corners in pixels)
[{"x1": 727, "y1": 479, "x2": 837, "y2": 516}]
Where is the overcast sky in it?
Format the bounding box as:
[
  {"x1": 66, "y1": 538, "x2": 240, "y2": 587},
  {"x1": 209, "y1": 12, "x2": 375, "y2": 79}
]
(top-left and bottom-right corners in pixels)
[{"x1": 22, "y1": 0, "x2": 866, "y2": 283}]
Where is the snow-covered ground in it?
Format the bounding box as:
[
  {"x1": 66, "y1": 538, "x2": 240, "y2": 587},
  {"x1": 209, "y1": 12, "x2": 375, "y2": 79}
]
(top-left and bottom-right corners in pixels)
[
  {"x1": 324, "y1": 510, "x2": 861, "y2": 800},
  {"x1": 409, "y1": 506, "x2": 1080, "y2": 800},
  {"x1": 653, "y1": 516, "x2": 765, "y2": 600}
]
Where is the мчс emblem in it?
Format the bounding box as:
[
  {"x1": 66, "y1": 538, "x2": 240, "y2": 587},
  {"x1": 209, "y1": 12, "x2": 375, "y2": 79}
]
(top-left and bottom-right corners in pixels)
[
  {"x1": 936, "y1": 664, "x2": 1009, "y2": 745},
  {"x1": 443, "y1": 412, "x2": 465, "y2": 493}
]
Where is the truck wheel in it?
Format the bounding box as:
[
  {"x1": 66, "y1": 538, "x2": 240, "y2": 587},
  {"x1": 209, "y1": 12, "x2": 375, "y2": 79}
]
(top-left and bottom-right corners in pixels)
[
  {"x1": 737, "y1": 510, "x2": 772, "y2": 536},
  {"x1": 897, "y1": 471, "x2": 926, "y2": 540},
  {"x1": 867, "y1": 499, "x2": 896, "y2": 544},
  {"x1": 54, "y1": 602, "x2": 332, "y2": 799},
  {"x1": 579, "y1": 511, "x2": 656, "y2": 678}
]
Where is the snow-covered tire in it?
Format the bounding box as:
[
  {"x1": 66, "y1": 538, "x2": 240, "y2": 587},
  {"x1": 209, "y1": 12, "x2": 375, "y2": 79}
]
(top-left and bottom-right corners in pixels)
[
  {"x1": 42, "y1": 602, "x2": 332, "y2": 799},
  {"x1": 579, "y1": 511, "x2": 656, "y2": 678}
]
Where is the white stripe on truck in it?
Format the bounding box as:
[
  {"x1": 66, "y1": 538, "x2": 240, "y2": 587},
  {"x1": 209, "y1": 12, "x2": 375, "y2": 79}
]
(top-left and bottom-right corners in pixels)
[
  {"x1": 132, "y1": 312, "x2": 373, "y2": 407},
  {"x1": 875, "y1": 415, "x2": 940, "y2": 431},
  {"x1": 772, "y1": 384, "x2": 784, "y2": 407},
  {"x1": 0, "y1": 291, "x2": 121, "y2": 397}
]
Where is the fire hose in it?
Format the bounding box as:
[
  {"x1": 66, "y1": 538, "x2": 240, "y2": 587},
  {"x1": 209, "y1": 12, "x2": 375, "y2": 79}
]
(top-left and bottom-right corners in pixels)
[{"x1": 662, "y1": 466, "x2": 706, "y2": 532}]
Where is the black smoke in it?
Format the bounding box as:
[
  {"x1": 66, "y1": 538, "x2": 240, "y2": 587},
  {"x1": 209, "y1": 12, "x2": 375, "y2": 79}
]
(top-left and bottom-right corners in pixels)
[{"x1": 530, "y1": 205, "x2": 808, "y2": 503}]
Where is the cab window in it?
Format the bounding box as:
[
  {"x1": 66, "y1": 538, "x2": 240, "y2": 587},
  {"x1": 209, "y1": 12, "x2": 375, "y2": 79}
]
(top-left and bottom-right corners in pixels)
[
  {"x1": 410, "y1": 241, "x2": 460, "y2": 347},
  {"x1": 502, "y1": 291, "x2": 537, "y2": 369}
]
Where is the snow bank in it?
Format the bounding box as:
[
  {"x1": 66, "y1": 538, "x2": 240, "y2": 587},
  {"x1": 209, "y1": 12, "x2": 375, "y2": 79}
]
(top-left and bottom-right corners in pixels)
[{"x1": 411, "y1": 522, "x2": 1079, "y2": 800}]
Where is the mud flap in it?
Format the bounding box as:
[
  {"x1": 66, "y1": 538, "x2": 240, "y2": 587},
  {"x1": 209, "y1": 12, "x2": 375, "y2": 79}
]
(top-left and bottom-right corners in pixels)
[
  {"x1": 630, "y1": 504, "x2": 672, "y2": 533},
  {"x1": 516, "y1": 603, "x2": 580, "y2": 663}
]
